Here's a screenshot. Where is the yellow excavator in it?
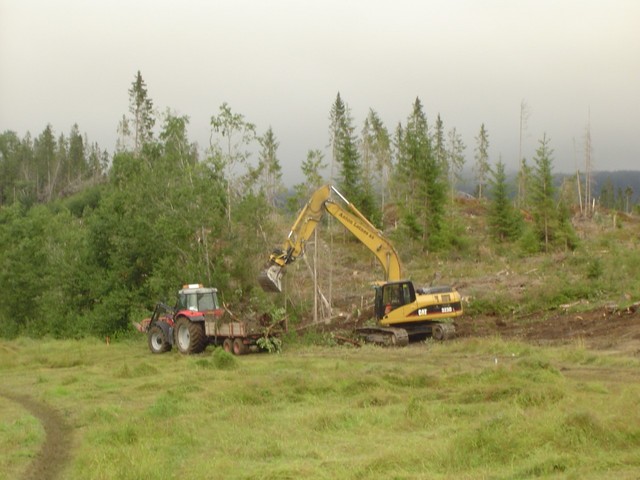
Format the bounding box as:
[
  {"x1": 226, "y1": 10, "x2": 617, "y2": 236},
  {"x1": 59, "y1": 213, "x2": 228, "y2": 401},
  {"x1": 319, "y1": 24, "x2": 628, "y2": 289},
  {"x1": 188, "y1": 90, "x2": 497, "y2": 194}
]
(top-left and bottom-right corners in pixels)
[{"x1": 258, "y1": 185, "x2": 463, "y2": 346}]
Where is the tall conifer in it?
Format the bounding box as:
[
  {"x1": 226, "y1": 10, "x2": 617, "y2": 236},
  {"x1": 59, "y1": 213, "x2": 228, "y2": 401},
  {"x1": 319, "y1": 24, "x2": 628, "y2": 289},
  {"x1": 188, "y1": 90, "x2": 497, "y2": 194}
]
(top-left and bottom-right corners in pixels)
[
  {"x1": 488, "y1": 160, "x2": 522, "y2": 242},
  {"x1": 128, "y1": 71, "x2": 155, "y2": 156}
]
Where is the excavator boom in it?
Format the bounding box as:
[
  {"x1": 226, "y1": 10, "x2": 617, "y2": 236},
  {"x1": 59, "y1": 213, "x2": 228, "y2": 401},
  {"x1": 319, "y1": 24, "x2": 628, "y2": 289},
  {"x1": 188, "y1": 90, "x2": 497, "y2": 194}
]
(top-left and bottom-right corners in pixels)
[{"x1": 258, "y1": 185, "x2": 402, "y2": 292}]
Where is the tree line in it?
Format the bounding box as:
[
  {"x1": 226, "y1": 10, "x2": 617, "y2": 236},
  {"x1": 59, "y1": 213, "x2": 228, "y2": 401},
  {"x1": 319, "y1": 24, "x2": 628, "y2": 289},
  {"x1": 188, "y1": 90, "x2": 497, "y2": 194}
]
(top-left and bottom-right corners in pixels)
[
  {"x1": 0, "y1": 125, "x2": 108, "y2": 206},
  {"x1": 0, "y1": 70, "x2": 628, "y2": 338}
]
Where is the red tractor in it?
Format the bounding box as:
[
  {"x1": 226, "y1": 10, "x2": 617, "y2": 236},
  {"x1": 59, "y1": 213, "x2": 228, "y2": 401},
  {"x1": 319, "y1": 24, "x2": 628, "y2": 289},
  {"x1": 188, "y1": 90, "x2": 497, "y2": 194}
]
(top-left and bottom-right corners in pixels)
[{"x1": 139, "y1": 284, "x2": 282, "y2": 355}]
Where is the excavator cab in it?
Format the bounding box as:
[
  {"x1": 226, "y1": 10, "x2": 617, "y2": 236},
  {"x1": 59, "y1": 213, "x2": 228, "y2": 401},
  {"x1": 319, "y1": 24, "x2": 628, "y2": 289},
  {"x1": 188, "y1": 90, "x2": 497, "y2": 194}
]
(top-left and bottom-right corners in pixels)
[{"x1": 374, "y1": 281, "x2": 416, "y2": 320}]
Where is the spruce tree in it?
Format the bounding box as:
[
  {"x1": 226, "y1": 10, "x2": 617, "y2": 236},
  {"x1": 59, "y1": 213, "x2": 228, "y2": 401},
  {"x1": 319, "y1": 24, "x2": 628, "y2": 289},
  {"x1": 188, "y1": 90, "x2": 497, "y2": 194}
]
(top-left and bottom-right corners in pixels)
[
  {"x1": 336, "y1": 111, "x2": 357, "y2": 192},
  {"x1": 434, "y1": 114, "x2": 447, "y2": 173},
  {"x1": 530, "y1": 134, "x2": 557, "y2": 251},
  {"x1": 69, "y1": 124, "x2": 87, "y2": 185},
  {"x1": 128, "y1": 71, "x2": 155, "y2": 156},
  {"x1": 359, "y1": 115, "x2": 377, "y2": 218},
  {"x1": 328, "y1": 93, "x2": 346, "y2": 182},
  {"x1": 34, "y1": 124, "x2": 56, "y2": 202},
  {"x1": 52, "y1": 132, "x2": 67, "y2": 199},
  {"x1": 624, "y1": 186, "x2": 634, "y2": 213},
  {"x1": 395, "y1": 97, "x2": 447, "y2": 250},
  {"x1": 364, "y1": 109, "x2": 392, "y2": 211},
  {"x1": 0, "y1": 131, "x2": 22, "y2": 205},
  {"x1": 488, "y1": 160, "x2": 522, "y2": 242},
  {"x1": 328, "y1": 93, "x2": 378, "y2": 224}
]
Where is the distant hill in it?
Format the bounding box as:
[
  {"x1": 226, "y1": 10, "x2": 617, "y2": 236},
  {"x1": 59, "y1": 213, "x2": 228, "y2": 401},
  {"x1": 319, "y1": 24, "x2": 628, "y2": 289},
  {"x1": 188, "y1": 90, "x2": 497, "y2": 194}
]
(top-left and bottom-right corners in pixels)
[
  {"x1": 585, "y1": 171, "x2": 640, "y2": 199},
  {"x1": 459, "y1": 170, "x2": 640, "y2": 205}
]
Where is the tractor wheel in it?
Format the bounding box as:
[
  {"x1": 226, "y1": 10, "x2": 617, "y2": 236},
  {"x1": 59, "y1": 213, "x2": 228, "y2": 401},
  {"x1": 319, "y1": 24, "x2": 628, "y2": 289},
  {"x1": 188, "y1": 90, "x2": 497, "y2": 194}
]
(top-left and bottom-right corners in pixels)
[
  {"x1": 222, "y1": 338, "x2": 233, "y2": 353},
  {"x1": 175, "y1": 317, "x2": 207, "y2": 354},
  {"x1": 232, "y1": 338, "x2": 249, "y2": 356},
  {"x1": 148, "y1": 325, "x2": 172, "y2": 354}
]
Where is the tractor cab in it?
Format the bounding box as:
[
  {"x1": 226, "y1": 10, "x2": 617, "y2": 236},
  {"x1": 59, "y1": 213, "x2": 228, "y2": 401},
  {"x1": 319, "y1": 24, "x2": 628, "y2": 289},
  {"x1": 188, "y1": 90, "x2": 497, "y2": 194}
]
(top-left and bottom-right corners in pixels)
[
  {"x1": 177, "y1": 284, "x2": 220, "y2": 313},
  {"x1": 373, "y1": 280, "x2": 416, "y2": 320}
]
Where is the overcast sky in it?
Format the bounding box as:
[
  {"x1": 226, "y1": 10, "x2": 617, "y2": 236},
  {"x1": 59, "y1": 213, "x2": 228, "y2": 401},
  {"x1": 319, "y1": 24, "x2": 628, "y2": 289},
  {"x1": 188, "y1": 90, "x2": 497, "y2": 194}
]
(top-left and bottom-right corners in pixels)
[{"x1": 1, "y1": 0, "x2": 638, "y2": 185}]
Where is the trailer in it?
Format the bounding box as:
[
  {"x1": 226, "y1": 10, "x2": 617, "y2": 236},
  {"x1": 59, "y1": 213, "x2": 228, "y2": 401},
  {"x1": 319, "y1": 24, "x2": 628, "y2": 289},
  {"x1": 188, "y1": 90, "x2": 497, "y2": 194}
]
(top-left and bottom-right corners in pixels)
[{"x1": 139, "y1": 284, "x2": 282, "y2": 355}]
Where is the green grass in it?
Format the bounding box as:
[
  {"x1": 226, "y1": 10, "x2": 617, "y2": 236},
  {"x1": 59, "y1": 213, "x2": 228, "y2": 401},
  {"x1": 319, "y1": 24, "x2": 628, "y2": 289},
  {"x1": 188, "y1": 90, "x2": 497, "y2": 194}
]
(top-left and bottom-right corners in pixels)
[
  {"x1": 1, "y1": 337, "x2": 640, "y2": 479},
  {"x1": 0, "y1": 396, "x2": 44, "y2": 478}
]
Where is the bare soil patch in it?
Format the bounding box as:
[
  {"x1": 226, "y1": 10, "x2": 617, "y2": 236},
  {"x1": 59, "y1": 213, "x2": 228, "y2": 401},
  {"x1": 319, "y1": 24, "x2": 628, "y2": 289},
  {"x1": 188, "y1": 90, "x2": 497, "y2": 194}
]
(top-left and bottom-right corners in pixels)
[
  {"x1": 456, "y1": 305, "x2": 640, "y2": 355},
  {"x1": 320, "y1": 291, "x2": 640, "y2": 356}
]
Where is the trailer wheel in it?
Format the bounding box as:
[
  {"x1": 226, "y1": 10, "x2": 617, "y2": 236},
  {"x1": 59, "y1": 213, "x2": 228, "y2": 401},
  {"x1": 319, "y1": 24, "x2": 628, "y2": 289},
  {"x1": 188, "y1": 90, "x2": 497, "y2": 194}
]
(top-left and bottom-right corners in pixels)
[
  {"x1": 232, "y1": 338, "x2": 248, "y2": 356},
  {"x1": 222, "y1": 338, "x2": 233, "y2": 353},
  {"x1": 148, "y1": 325, "x2": 172, "y2": 354},
  {"x1": 175, "y1": 317, "x2": 206, "y2": 354}
]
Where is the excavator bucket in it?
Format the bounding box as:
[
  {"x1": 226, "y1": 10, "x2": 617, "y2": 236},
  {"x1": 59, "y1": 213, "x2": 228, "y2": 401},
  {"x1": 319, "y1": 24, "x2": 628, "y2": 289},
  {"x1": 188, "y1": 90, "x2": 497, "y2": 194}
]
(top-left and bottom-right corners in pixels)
[{"x1": 258, "y1": 264, "x2": 284, "y2": 293}]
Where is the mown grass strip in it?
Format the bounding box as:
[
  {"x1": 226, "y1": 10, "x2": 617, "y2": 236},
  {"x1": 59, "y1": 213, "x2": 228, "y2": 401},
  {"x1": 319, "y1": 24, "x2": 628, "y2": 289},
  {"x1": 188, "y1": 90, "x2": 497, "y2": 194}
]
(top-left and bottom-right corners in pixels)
[{"x1": 2, "y1": 338, "x2": 640, "y2": 479}]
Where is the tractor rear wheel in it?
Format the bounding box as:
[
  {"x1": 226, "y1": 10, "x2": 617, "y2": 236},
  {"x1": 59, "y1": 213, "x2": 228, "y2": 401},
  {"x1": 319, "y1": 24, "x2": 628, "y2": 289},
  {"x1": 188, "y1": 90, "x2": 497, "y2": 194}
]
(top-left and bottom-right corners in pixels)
[
  {"x1": 148, "y1": 325, "x2": 172, "y2": 354},
  {"x1": 175, "y1": 317, "x2": 206, "y2": 354},
  {"x1": 232, "y1": 338, "x2": 249, "y2": 356}
]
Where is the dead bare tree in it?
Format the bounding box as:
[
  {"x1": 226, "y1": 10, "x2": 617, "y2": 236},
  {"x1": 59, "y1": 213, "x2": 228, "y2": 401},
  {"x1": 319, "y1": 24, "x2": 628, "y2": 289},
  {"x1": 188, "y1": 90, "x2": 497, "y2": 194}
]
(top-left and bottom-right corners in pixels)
[
  {"x1": 584, "y1": 110, "x2": 594, "y2": 218},
  {"x1": 303, "y1": 237, "x2": 331, "y2": 323},
  {"x1": 517, "y1": 100, "x2": 531, "y2": 207},
  {"x1": 574, "y1": 138, "x2": 583, "y2": 215}
]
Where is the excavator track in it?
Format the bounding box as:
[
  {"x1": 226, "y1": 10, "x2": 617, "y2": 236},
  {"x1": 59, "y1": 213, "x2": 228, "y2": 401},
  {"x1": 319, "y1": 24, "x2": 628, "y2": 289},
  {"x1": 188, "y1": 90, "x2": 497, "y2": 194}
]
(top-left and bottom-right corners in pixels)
[
  {"x1": 355, "y1": 327, "x2": 409, "y2": 347},
  {"x1": 431, "y1": 322, "x2": 456, "y2": 341}
]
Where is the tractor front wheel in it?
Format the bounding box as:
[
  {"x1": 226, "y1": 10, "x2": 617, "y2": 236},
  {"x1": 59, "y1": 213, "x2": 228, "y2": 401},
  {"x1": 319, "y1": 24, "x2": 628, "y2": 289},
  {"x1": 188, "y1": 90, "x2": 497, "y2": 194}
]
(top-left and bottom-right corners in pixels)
[
  {"x1": 175, "y1": 317, "x2": 206, "y2": 354},
  {"x1": 148, "y1": 325, "x2": 172, "y2": 354}
]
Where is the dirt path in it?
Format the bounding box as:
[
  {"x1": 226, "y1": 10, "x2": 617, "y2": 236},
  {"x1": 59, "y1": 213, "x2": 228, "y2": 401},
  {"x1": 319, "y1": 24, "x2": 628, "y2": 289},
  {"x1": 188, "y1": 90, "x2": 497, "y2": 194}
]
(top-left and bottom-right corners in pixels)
[{"x1": 0, "y1": 391, "x2": 72, "y2": 480}]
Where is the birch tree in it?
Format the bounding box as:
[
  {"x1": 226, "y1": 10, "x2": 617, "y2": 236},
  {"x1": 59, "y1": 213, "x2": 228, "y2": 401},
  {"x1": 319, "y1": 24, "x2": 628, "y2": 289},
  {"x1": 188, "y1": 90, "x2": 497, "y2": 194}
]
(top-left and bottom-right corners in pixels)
[
  {"x1": 446, "y1": 127, "x2": 466, "y2": 203},
  {"x1": 257, "y1": 126, "x2": 283, "y2": 207},
  {"x1": 209, "y1": 102, "x2": 256, "y2": 226},
  {"x1": 363, "y1": 109, "x2": 392, "y2": 212}
]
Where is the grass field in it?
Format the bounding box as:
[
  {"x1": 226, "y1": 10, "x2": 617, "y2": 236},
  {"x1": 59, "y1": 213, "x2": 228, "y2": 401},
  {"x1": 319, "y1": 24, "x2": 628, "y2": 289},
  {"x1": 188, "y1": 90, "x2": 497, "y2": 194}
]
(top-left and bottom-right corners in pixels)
[{"x1": 2, "y1": 336, "x2": 640, "y2": 480}]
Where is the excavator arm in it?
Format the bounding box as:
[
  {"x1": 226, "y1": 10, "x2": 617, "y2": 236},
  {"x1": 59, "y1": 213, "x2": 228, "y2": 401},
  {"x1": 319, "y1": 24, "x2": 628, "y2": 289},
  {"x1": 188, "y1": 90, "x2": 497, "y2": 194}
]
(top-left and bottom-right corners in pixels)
[{"x1": 258, "y1": 185, "x2": 402, "y2": 292}]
